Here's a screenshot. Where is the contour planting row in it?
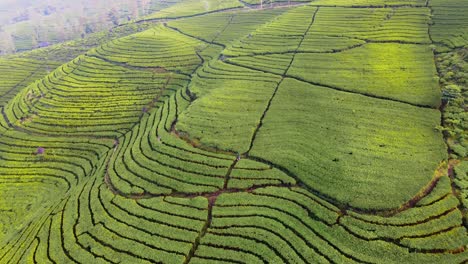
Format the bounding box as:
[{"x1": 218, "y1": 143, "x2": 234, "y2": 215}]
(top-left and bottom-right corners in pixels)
[
  {"x1": 0, "y1": 57, "x2": 60, "y2": 107},
  {"x1": 200, "y1": 180, "x2": 467, "y2": 263},
  {"x1": 0, "y1": 122, "x2": 112, "y2": 254},
  {"x1": 139, "y1": 0, "x2": 243, "y2": 20},
  {"x1": 249, "y1": 78, "x2": 447, "y2": 209},
  {"x1": 288, "y1": 43, "x2": 441, "y2": 107},
  {"x1": 171, "y1": 7, "x2": 316, "y2": 156},
  {"x1": 0, "y1": 104, "x2": 112, "y2": 241},
  {"x1": 0, "y1": 159, "x2": 210, "y2": 263},
  {"x1": 223, "y1": 5, "x2": 318, "y2": 56},
  {"x1": 2, "y1": 55, "x2": 189, "y2": 138},
  {"x1": 239, "y1": 0, "x2": 312, "y2": 5},
  {"x1": 227, "y1": 53, "x2": 294, "y2": 75},
  {"x1": 169, "y1": 29, "x2": 448, "y2": 211},
  {"x1": 0, "y1": 24, "x2": 200, "y2": 256},
  {"x1": 221, "y1": 5, "x2": 439, "y2": 107},
  {"x1": 224, "y1": 6, "x2": 431, "y2": 57},
  {"x1": 227, "y1": 43, "x2": 441, "y2": 107},
  {"x1": 108, "y1": 90, "x2": 231, "y2": 195},
  {"x1": 228, "y1": 158, "x2": 295, "y2": 189},
  {"x1": 226, "y1": 42, "x2": 440, "y2": 107},
  {"x1": 223, "y1": 5, "x2": 433, "y2": 55},
  {"x1": 4, "y1": 145, "x2": 463, "y2": 263},
  {"x1": 89, "y1": 26, "x2": 205, "y2": 75},
  {"x1": 430, "y1": 0, "x2": 468, "y2": 51},
  {"x1": 1, "y1": 2, "x2": 467, "y2": 263},
  {"x1": 167, "y1": 8, "x2": 287, "y2": 46},
  {"x1": 108, "y1": 85, "x2": 295, "y2": 196},
  {"x1": 310, "y1": 7, "x2": 431, "y2": 44},
  {"x1": 0, "y1": 95, "x2": 112, "y2": 236},
  {"x1": 175, "y1": 59, "x2": 281, "y2": 153},
  {"x1": 104, "y1": 25, "x2": 297, "y2": 195},
  {"x1": 309, "y1": 0, "x2": 426, "y2": 6}
]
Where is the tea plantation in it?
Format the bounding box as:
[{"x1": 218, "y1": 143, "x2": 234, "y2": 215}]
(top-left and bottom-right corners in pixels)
[{"x1": 0, "y1": 0, "x2": 467, "y2": 263}]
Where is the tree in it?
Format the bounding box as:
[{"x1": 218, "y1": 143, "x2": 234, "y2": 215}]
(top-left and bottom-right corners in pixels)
[
  {"x1": 108, "y1": 8, "x2": 119, "y2": 26},
  {"x1": 442, "y1": 84, "x2": 461, "y2": 102},
  {"x1": 85, "y1": 24, "x2": 93, "y2": 34}
]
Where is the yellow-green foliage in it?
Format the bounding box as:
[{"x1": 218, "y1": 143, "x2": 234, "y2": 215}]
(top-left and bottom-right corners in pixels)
[
  {"x1": 310, "y1": 0, "x2": 426, "y2": 6},
  {"x1": 0, "y1": 57, "x2": 60, "y2": 107},
  {"x1": 250, "y1": 78, "x2": 446, "y2": 209},
  {"x1": 430, "y1": 0, "x2": 468, "y2": 51},
  {"x1": 0, "y1": 3, "x2": 467, "y2": 263},
  {"x1": 176, "y1": 61, "x2": 280, "y2": 153},
  {"x1": 312, "y1": 7, "x2": 431, "y2": 43},
  {"x1": 168, "y1": 8, "x2": 287, "y2": 45},
  {"x1": 141, "y1": 0, "x2": 242, "y2": 19},
  {"x1": 289, "y1": 43, "x2": 441, "y2": 107},
  {"x1": 88, "y1": 25, "x2": 205, "y2": 74},
  {"x1": 224, "y1": 5, "x2": 318, "y2": 56}
]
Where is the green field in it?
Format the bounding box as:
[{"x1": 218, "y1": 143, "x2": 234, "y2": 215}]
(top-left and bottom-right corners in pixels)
[
  {"x1": 0, "y1": 0, "x2": 467, "y2": 263},
  {"x1": 138, "y1": 0, "x2": 243, "y2": 20}
]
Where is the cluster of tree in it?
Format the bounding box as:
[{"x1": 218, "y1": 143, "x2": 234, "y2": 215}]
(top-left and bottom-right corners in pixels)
[
  {"x1": 437, "y1": 47, "x2": 467, "y2": 159},
  {"x1": 0, "y1": 0, "x2": 160, "y2": 54}
]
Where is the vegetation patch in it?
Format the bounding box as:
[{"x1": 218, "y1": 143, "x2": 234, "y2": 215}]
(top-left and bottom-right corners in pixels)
[{"x1": 0, "y1": 1, "x2": 467, "y2": 263}]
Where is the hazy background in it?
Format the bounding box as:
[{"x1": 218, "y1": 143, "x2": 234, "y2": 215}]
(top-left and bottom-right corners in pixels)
[{"x1": 0, "y1": 0, "x2": 180, "y2": 54}]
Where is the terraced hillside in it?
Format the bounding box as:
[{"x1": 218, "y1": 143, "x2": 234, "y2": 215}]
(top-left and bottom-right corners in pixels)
[{"x1": 0, "y1": 0, "x2": 467, "y2": 263}]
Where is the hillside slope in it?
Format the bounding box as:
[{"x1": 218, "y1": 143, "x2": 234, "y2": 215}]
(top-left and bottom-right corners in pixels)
[{"x1": 0, "y1": 0, "x2": 467, "y2": 263}]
